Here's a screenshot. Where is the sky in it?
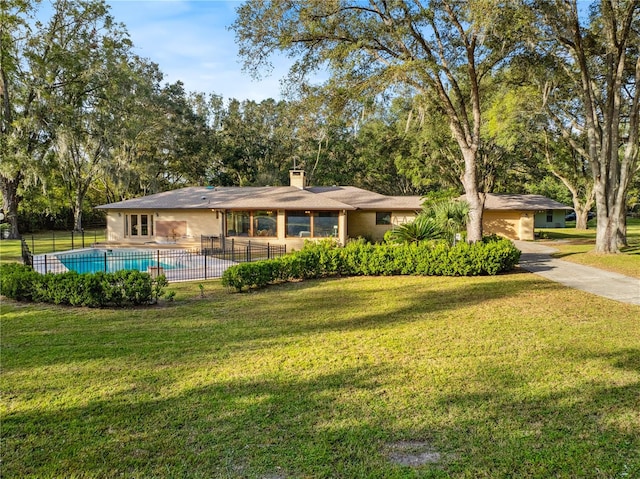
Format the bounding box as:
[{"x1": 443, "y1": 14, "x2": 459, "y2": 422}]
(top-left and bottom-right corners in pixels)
[{"x1": 104, "y1": 0, "x2": 290, "y2": 101}]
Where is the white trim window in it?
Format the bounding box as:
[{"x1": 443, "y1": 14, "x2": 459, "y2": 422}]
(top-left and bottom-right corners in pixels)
[{"x1": 126, "y1": 214, "x2": 154, "y2": 237}]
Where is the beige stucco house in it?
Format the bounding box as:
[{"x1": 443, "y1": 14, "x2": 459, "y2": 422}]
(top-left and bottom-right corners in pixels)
[
  {"x1": 97, "y1": 170, "x2": 423, "y2": 249},
  {"x1": 98, "y1": 170, "x2": 571, "y2": 247},
  {"x1": 482, "y1": 193, "x2": 571, "y2": 241}
]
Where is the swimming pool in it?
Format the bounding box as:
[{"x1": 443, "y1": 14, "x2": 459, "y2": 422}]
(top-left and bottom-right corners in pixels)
[
  {"x1": 55, "y1": 249, "x2": 172, "y2": 275},
  {"x1": 32, "y1": 248, "x2": 241, "y2": 282}
]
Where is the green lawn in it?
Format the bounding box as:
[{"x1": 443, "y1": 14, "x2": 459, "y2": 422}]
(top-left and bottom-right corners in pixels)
[
  {"x1": 2, "y1": 275, "x2": 639, "y2": 478},
  {"x1": 538, "y1": 218, "x2": 640, "y2": 278}
]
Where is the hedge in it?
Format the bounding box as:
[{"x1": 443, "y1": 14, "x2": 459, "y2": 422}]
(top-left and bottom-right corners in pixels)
[
  {"x1": 221, "y1": 236, "x2": 521, "y2": 292},
  {"x1": 0, "y1": 263, "x2": 167, "y2": 307}
]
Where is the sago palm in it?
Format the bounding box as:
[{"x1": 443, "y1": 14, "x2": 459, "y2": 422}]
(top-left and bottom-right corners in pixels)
[{"x1": 387, "y1": 215, "x2": 443, "y2": 244}]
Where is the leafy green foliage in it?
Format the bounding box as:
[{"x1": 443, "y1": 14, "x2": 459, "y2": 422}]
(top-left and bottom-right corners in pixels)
[
  {"x1": 428, "y1": 199, "x2": 470, "y2": 244},
  {"x1": 221, "y1": 237, "x2": 521, "y2": 291},
  {"x1": 386, "y1": 215, "x2": 443, "y2": 244},
  {"x1": 0, "y1": 263, "x2": 166, "y2": 307},
  {"x1": 0, "y1": 264, "x2": 40, "y2": 301},
  {"x1": 386, "y1": 199, "x2": 470, "y2": 246}
]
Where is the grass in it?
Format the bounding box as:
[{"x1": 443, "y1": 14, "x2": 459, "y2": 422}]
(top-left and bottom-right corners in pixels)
[
  {"x1": 538, "y1": 218, "x2": 640, "y2": 278},
  {"x1": 2, "y1": 275, "x2": 639, "y2": 478},
  {"x1": 0, "y1": 229, "x2": 106, "y2": 264}
]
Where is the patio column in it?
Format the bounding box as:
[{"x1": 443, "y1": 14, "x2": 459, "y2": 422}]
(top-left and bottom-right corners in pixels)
[
  {"x1": 338, "y1": 210, "x2": 348, "y2": 245},
  {"x1": 277, "y1": 210, "x2": 286, "y2": 241}
]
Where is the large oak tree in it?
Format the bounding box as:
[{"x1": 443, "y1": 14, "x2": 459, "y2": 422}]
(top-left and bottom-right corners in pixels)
[
  {"x1": 233, "y1": 0, "x2": 527, "y2": 242},
  {"x1": 534, "y1": 0, "x2": 639, "y2": 252}
]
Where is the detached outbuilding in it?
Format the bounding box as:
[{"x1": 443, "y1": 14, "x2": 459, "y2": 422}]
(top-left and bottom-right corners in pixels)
[{"x1": 482, "y1": 194, "x2": 572, "y2": 241}]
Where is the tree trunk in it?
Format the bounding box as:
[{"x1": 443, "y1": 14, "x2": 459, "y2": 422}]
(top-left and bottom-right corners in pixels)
[
  {"x1": 0, "y1": 172, "x2": 22, "y2": 239},
  {"x1": 72, "y1": 185, "x2": 87, "y2": 232},
  {"x1": 575, "y1": 209, "x2": 589, "y2": 230},
  {"x1": 616, "y1": 202, "x2": 627, "y2": 248},
  {"x1": 460, "y1": 147, "x2": 484, "y2": 242},
  {"x1": 593, "y1": 171, "x2": 628, "y2": 253},
  {"x1": 595, "y1": 215, "x2": 619, "y2": 253}
]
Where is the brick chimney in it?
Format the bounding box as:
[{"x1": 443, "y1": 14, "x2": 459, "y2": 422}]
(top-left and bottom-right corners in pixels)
[{"x1": 289, "y1": 169, "x2": 306, "y2": 189}]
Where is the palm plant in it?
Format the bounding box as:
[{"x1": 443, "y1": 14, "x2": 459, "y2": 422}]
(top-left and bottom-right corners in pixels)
[
  {"x1": 386, "y1": 215, "x2": 443, "y2": 244},
  {"x1": 427, "y1": 199, "x2": 470, "y2": 245}
]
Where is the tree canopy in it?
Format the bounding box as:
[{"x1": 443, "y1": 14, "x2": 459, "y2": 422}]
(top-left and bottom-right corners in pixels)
[{"x1": 1, "y1": 0, "x2": 637, "y2": 253}]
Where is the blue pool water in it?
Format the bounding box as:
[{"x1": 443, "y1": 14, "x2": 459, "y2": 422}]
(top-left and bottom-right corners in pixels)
[{"x1": 56, "y1": 249, "x2": 172, "y2": 274}]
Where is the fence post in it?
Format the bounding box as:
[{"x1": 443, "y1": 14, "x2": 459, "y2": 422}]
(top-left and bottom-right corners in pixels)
[
  {"x1": 157, "y1": 250, "x2": 160, "y2": 270},
  {"x1": 267, "y1": 243, "x2": 270, "y2": 260},
  {"x1": 247, "y1": 241, "x2": 251, "y2": 262},
  {"x1": 104, "y1": 251, "x2": 108, "y2": 272},
  {"x1": 44, "y1": 255, "x2": 48, "y2": 273},
  {"x1": 82, "y1": 230, "x2": 85, "y2": 248},
  {"x1": 231, "y1": 238, "x2": 235, "y2": 262},
  {"x1": 204, "y1": 253, "x2": 208, "y2": 280}
]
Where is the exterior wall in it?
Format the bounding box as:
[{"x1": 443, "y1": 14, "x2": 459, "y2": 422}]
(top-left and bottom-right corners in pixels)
[
  {"x1": 534, "y1": 210, "x2": 566, "y2": 228},
  {"x1": 156, "y1": 210, "x2": 222, "y2": 239},
  {"x1": 106, "y1": 208, "x2": 392, "y2": 247},
  {"x1": 483, "y1": 210, "x2": 535, "y2": 241},
  {"x1": 105, "y1": 209, "x2": 221, "y2": 244},
  {"x1": 105, "y1": 212, "x2": 125, "y2": 241},
  {"x1": 519, "y1": 212, "x2": 535, "y2": 241},
  {"x1": 347, "y1": 210, "x2": 417, "y2": 243}
]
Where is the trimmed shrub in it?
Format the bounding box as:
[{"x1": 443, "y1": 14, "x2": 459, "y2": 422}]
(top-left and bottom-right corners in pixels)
[
  {"x1": 0, "y1": 264, "x2": 40, "y2": 301},
  {"x1": 0, "y1": 263, "x2": 166, "y2": 307},
  {"x1": 221, "y1": 237, "x2": 521, "y2": 292}
]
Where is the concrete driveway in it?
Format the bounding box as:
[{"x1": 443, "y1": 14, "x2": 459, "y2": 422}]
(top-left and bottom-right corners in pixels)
[{"x1": 513, "y1": 240, "x2": 640, "y2": 306}]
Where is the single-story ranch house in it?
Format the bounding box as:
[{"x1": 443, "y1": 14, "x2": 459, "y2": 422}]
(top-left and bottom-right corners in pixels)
[{"x1": 97, "y1": 170, "x2": 571, "y2": 248}]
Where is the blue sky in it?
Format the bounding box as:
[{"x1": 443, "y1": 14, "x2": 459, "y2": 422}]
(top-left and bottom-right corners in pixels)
[{"x1": 105, "y1": 0, "x2": 290, "y2": 101}]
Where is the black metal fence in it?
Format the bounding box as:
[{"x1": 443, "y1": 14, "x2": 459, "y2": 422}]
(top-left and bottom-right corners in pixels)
[
  {"x1": 30, "y1": 249, "x2": 229, "y2": 282},
  {"x1": 23, "y1": 229, "x2": 106, "y2": 255},
  {"x1": 26, "y1": 238, "x2": 287, "y2": 283},
  {"x1": 201, "y1": 235, "x2": 287, "y2": 263}
]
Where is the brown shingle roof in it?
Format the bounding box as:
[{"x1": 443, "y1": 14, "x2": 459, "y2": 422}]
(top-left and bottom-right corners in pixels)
[
  {"x1": 97, "y1": 186, "x2": 356, "y2": 211},
  {"x1": 308, "y1": 186, "x2": 422, "y2": 210},
  {"x1": 483, "y1": 194, "x2": 571, "y2": 211}
]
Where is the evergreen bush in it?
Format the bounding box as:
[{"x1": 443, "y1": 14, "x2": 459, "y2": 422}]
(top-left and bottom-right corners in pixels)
[
  {"x1": 221, "y1": 237, "x2": 521, "y2": 292},
  {"x1": 0, "y1": 263, "x2": 166, "y2": 307}
]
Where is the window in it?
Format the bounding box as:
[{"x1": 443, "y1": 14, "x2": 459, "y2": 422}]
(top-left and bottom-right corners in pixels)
[
  {"x1": 253, "y1": 211, "x2": 277, "y2": 237},
  {"x1": 314, "y1": 212, "x2": 339, "y2": 237},
  {"x1": 286, "y1": 211, "x2": 311, "y2": 237},
  {"x1": 376, "y1": 212, "x2": 392, "y2": 225},
  {"x1": 226, "y1": 211, "x2": 250, "y2": 236},
  {"x1": 141, "y1": 215, "x2": 149, "y2": 235},
  {"x1": 546, "y1": 209, "x2": 553, "y2": 223},
  {"x1": 286, "y1": 211, "x2": 339, "y2": 237},
  {"x1": 126, "y1": 214, "x2": 153, "y2": 237},
  {"x1": 226, "y1": 210, "x2": 277, "y2": 237},
  {"x1": 131, "y1": 215, "x2": 139, "y2": 236}
]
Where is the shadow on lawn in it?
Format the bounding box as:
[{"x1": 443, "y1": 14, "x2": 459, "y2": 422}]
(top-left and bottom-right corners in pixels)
[
  {"x1": 3, "y1": 351, "x2": 639, "y2": 478},
  {"x1": 2, "y1": 274, "x2": 560, "y2": 371},
  {"x1": 235, "y1": 274, "x2": 561, "y2": 335}
]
